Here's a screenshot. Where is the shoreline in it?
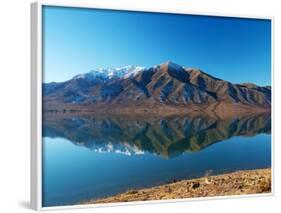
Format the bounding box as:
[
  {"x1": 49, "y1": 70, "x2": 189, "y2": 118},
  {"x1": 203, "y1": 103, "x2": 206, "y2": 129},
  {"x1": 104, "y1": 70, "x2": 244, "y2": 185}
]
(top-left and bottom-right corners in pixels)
[{"x1": 81, "y1": 168, "x2": 271, "y2": 205}]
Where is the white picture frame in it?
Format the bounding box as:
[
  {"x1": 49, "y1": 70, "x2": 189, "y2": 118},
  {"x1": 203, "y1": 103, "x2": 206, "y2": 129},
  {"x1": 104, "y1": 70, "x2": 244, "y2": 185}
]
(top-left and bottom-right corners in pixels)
[{"x1": 31, "y1": 1, "x2": 274, "y2": 210}]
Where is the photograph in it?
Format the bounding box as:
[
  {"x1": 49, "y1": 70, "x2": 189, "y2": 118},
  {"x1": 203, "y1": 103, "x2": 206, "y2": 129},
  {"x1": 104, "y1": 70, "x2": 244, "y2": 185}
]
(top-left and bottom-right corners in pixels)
[{"x1": 41, "y1": 5, "x2": 272, "y2": 207}]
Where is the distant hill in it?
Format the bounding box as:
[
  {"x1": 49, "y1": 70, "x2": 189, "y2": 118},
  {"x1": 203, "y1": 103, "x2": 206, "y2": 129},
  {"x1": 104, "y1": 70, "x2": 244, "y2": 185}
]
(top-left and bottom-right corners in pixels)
[{"x1": 43, "y1": 61, "x2": 271, "y2": 116}]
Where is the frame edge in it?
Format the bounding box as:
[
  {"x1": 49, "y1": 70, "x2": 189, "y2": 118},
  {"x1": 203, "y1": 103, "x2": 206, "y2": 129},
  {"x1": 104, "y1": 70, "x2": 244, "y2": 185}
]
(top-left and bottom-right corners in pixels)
[
  {"x1": 31, "y1": 1, "x2": 42, "y2": 211},
  {"x1": 32, "y1": 1, "x2": 274, "y2": 211}
]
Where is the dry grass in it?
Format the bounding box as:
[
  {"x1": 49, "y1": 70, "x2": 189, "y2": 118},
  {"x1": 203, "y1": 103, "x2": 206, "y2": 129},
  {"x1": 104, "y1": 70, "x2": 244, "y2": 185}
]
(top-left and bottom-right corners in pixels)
[{"x1": 81, "y1": 168, "x2": 271, "y2": 204}]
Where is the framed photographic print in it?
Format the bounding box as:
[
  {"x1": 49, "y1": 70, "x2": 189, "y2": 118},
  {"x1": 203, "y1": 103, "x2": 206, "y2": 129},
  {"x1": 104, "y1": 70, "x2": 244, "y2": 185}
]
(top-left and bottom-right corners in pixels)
[{"x1": 31, "y1": 1, "x2": 273, "y2": 210}]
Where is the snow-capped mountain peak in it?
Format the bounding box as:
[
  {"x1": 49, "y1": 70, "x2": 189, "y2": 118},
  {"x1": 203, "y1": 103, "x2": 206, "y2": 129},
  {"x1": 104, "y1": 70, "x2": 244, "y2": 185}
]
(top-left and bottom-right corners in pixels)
[
  {"x1": 123, "y1": 66, "x2": 145, "y2": 79},
  {"x1": 72, "y1": 65, "x2": 145, "y2": 81}
]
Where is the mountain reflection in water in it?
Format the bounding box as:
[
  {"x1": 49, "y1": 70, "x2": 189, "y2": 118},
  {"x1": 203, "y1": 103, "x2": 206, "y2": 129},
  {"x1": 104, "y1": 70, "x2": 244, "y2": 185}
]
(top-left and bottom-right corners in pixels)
[{"x1": 43, "y1": 113, "x2": 271, "y2": 158}]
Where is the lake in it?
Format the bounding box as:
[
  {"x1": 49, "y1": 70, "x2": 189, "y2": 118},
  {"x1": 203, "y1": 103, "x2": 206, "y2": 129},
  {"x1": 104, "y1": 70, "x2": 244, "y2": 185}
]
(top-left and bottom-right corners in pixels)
[{"x1": 42, "y1": 113, "x2": 271, "y2": 207}]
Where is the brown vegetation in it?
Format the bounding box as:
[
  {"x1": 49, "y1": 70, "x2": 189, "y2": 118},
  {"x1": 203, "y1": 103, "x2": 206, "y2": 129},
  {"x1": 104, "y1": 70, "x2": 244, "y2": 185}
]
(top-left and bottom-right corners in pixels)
[{"x1": 81, "y1": 168, "x2": 271, "y2": 204}]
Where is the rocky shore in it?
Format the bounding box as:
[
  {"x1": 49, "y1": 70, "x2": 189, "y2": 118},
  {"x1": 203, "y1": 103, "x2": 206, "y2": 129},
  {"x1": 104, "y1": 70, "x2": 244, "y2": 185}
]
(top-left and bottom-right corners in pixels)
[{"x1": 82, "y1": 168, "x2": 271, "y2": 204}]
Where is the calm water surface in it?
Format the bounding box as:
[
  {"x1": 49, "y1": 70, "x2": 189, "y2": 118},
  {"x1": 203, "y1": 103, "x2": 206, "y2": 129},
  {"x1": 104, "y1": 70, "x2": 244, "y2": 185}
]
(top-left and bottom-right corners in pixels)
[{"x1": 42, "y1": 114, "x2": 271, "y2": 207}]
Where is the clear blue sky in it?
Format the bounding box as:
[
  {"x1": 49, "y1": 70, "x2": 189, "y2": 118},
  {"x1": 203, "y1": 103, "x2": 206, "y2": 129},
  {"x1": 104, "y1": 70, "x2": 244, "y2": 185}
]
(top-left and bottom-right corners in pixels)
[{"x1": 43, "y1": 6, "x2": 271, "y2": 85}]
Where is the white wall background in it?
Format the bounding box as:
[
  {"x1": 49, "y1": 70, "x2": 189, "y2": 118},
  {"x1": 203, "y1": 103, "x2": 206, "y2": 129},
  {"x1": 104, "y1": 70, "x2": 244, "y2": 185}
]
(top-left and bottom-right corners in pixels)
[{"x1": 0, "y1": 0, "x2": 280, "y2": 212}]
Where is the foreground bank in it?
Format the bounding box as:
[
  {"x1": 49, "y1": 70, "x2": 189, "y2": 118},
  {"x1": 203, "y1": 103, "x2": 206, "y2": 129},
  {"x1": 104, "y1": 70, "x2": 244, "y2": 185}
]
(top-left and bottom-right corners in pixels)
[{"x1": 81, "y1": 168, "x2": 271, "y2": 204}]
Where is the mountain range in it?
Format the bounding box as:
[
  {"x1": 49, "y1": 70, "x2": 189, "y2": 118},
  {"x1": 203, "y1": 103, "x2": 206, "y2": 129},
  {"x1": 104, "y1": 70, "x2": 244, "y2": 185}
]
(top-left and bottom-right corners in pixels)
[{"x1": 43, "y1": 61, "x2": 271, "y2": 116}]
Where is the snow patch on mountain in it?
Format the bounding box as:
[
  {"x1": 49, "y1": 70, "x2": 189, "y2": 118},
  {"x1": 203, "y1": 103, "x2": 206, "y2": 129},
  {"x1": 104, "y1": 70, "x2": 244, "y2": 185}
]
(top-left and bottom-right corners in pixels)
[
  {"x1": 72, "y1": 66, "x2": 145, "y2": 81},
  {"x1": 123, "y1": 66, "x2": 145, "y2": 79}
]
